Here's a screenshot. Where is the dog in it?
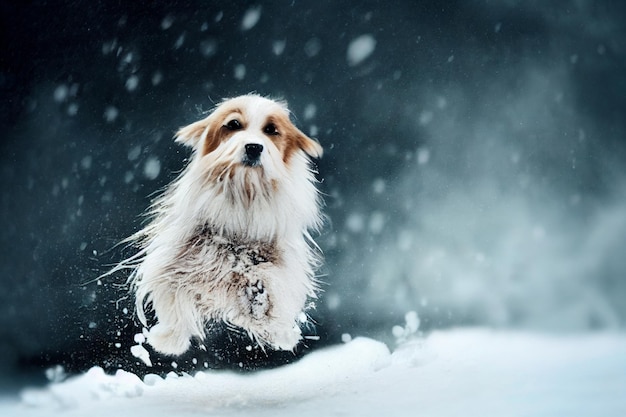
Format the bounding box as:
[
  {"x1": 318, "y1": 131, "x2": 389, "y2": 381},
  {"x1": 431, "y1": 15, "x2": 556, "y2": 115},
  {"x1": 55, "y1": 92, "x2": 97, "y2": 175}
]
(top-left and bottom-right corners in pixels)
[{"x1": 116, "y1": 94, "x2": 324, "y2": 356}]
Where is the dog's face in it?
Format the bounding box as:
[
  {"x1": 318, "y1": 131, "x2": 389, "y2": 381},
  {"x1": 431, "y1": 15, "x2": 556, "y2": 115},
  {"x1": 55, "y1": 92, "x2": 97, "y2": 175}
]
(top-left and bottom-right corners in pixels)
[{"x1": 174, "y1": 95, "x2": 322, "y2": 176}]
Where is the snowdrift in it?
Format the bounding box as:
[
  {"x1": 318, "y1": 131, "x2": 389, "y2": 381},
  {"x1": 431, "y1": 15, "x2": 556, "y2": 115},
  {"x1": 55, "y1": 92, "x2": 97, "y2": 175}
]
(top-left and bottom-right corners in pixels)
[{"x1": 3, "y1": 329, "x2": 625, "y2": 417}]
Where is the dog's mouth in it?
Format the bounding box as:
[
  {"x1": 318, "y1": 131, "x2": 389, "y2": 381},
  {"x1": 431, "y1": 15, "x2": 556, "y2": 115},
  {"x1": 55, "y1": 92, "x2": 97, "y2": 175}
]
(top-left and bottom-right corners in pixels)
[{"x1": 242, "y1": 158, "x2": 262, "y2": 168}]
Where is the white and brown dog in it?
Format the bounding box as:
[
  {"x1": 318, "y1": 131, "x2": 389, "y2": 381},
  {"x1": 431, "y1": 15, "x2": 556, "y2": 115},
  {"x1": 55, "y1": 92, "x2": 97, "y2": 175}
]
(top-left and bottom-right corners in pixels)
[{"x1": 118, "y1": 94, "x2": 323, "y2": 356}]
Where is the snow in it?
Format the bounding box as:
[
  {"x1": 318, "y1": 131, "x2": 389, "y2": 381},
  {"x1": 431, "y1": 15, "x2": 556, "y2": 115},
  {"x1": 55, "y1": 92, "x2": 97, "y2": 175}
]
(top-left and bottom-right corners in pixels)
[
  {"x1": 103, "y1": 106, "x2": 119, "y2": 123},
  {"x1": 241, "y1": 6, "x2": 262, "y2": 31},
  {"x1": 372, "y1": 178, "x2": 386, "y2": 194},
  {"x1": 173, "y1": 33, "x2": 185, "y2": 50},
  {"x1": 304, "y1": 38, "x2": 322, "y2": 58},
  {"x1": 130, "y1": 345, "x2": 152, "y2": 367},
  {"x1": 347, "y1": 34, "x2": 376, "y2": 66},
  {"x1": 67, "y1": 102, "x2": 79, "y2": 116},
  {"x1": 125, "y1": 75, "x2": 139, "y2": 92},
  {"x1": 303, "y1": 103, "x2": 317, "y2": 120},
  {"x1": 234, "y1": 64, "x2": 246, "y2": 80},
  {"x1": 53, "y1": 84, "x2": 69, "y2": 102},
  {"x1": 272, "y1": 40, "x2": 286, "y2": 56},
  {"x1": 417, "y1": 147, "x2": 430, "y2": 165},
  {"x1": 368, "y1": 211, "x2": 385, "y2": 234},
  {"x1": 160, "y1": 15, "x2": 174, "y2": 31},
  {"x1": 151, "y1": 70, "x2": 163, "y2": 86},
  {"x1": 199, "y1": 39, "x2": 218, "y2": 58},
  {"x1": 80, "y1": 156, "x2": 92, "y2": 170},
  {"x1": 143, "y1": 157, "x2": 161, "y2": 180},
  {"x1": 3, "y1": 329, "x2": 624, "y2": 417},
  {"x1": 127, "y1": 145, "x2": 142, "y2": 161},
  {"x1": 345, "y1": 212, "x2": 365, "y2": 233},
  {"x1": 418, "y1": 109, "x2": 434, "y2": 125}
]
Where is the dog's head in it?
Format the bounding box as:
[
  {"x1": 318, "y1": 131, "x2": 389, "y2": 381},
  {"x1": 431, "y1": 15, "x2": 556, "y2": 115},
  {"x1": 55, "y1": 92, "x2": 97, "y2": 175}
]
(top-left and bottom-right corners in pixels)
[
  {"x1": 168, "y1": 94, "x2": 323, "y2": 235},
  {"x1": 175, "y1": 95, "x2": 322, "y2": 177}
]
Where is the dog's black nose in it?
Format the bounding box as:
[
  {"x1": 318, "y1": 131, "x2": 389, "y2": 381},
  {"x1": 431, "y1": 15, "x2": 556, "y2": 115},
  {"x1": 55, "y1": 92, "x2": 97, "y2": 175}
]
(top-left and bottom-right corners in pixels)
[{"x1": 245, "y1": 143, "x2": 263, "y2": 160}]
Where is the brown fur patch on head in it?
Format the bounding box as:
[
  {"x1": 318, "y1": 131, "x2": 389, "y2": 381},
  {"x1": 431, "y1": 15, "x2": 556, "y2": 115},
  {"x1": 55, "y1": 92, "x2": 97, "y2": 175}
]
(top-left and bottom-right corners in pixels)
[
  {"x1": 201, "y1": 105, "x2": 244, "y2": 156},
  {"x1": 265, "y1": 112, "x2": 323, "y2": 163},
  {"x1": 174, "y1": 104, "x2": 245, "y2": 156},
  {"x1": 174, "y1": 96, "x2": 323, "y2": 163}
]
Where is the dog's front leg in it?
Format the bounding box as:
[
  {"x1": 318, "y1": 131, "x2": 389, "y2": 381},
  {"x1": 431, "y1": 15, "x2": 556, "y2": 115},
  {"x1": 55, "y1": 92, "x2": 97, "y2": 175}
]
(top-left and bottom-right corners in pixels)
[{"x1": 145, "y1": 285, "x2": 195, "y2": 356}]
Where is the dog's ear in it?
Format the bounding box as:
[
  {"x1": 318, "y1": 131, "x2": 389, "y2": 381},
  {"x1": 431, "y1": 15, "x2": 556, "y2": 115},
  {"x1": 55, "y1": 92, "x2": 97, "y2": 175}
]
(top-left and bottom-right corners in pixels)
[
  {"x1": 279, "y1": 115, "x2": 324, "y2": 158},
  {"x1": 296, "y1": 130, "x2": 323, "y2": 159},
  {"x1": 174, "y1": 118, "x2": 211, "y2": 148},
  {"x1": 280, "y1": 114, "x2": 323, "y2": 159}
]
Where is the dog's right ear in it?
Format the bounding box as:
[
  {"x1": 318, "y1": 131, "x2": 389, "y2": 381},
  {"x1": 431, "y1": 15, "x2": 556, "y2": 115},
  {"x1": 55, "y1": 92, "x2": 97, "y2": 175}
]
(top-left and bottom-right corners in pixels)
[{"x1": 174, "y1": 117, "x2": 212, "y2": 149}]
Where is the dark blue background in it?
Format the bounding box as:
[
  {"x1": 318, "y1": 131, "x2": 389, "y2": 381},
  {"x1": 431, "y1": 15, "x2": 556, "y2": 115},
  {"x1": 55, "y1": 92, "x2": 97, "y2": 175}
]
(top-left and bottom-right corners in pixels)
[{"x1": 2, "y1": 0, "x2": 625, "y2": 389}]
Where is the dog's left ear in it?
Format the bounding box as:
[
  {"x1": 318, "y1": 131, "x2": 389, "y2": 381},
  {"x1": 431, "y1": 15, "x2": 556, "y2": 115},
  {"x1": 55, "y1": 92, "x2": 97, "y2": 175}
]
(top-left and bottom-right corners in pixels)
[
  {"x1": 174, "y1": 118, "x2": 211, "y2": 148},
  {"x1": 294, "y1": 128, "x2": 323, "y2": 159},
  {"x1": 300, "y1": 135, "x2": 323, "y2": 159}
]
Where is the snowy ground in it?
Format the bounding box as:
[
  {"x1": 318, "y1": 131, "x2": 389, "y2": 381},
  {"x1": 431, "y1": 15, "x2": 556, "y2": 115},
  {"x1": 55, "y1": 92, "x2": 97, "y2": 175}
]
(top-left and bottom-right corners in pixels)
[{"x1": 2, "y1": 328, "x2": 625, "y2": 417}]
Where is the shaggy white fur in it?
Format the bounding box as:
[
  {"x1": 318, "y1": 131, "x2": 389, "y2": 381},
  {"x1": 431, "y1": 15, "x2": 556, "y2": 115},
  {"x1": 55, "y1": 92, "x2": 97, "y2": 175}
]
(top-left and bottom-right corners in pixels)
[{"x1": 114, "y1": 95, "x2": 324, "y2": 355}]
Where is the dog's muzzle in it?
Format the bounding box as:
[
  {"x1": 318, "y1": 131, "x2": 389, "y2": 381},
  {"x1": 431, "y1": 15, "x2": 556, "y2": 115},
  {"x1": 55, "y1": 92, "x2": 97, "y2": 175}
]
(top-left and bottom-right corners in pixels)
[{"x1": 243, "y1": 143, "x2": 263, "y2": 167}]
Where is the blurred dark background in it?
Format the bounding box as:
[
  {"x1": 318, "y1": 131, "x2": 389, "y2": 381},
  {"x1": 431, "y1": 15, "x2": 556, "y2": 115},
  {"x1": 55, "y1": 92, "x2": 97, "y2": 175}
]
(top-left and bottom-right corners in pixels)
[{"x1": 1, "y1": 0, "x2": 625, "y2": 389}]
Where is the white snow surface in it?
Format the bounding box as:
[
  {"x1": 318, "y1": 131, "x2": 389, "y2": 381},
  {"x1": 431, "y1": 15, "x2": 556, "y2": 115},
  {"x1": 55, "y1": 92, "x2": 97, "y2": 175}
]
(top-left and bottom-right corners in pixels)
[{"x1": 3, "y1": 329, "x2": 625, "y2": 417}]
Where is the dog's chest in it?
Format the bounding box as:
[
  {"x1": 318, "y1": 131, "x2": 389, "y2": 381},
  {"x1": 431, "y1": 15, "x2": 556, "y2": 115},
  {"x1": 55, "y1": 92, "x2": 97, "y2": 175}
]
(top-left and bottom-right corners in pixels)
[
  {"x1": 215, "y1": 235, "x2": 280, "y2": 272},
  {"x1": 184, "y1": 225, "x2": 282, "y2": 277}
]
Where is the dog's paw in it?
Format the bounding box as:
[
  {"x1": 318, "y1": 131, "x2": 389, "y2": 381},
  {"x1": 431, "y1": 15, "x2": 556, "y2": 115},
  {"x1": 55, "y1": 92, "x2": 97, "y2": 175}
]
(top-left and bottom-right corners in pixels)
[
  {"x1": 269, "y1": 325, "x2": 302, "y2": 351},
  {"x1": 147, "y1": 323, "x2": 191, "y2": 356},
  {"x1": 243, "y1": 280, "x2": 269, "y2": 320}
]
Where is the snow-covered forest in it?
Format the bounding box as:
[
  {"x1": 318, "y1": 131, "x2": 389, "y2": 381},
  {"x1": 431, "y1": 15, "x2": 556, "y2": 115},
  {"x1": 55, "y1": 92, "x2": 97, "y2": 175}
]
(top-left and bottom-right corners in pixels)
[{"x1": 1, "y1": 1, "x2": 625, "y2": 415}]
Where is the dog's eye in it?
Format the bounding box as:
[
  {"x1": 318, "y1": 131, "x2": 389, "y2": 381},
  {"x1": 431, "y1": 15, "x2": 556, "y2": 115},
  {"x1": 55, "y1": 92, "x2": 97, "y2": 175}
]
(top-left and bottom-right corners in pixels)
[
  {"x1": 225, "y1": 119, "x2": 242, "y2": 131},
  {"x1": 263, "y1": 123, "x2": 279, "y2": 136}
]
